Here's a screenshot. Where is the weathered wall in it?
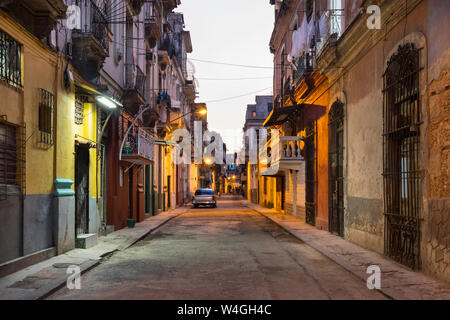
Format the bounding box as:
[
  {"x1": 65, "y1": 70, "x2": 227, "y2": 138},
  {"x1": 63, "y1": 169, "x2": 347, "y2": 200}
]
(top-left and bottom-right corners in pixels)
[{"x1": 421, "y1": 0, "x2": 450, "y2": 281}]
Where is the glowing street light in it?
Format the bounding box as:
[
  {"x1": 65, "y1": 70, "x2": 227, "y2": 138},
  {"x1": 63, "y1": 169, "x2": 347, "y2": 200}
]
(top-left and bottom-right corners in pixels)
[
  {"x1": 197, "y1": 107, "x2": 207, "y2": 116},
  {"x1": 96, "y1": 96, "x2": 120, "y2": 109}
]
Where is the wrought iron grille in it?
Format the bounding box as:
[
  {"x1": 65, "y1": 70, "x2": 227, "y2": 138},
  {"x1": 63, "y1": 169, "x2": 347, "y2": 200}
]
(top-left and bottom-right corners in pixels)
[
  {"x1": 0, "y1": 118, "x2": 26, "y2": 200},
  {"x1": 305, "y1": 122, "x2": 316, "y2": 226},
  {"x1": 293, "y1": 51, "x2": 315, "y2": 82},
  {"x1": 0, "y1": 29, "x2": 22, "y2": 88},
  {"x1": 383, "y1": 43, "x2": 422, "y2": 270},
  {"x1": 328, "y1": 100, "x2": 345, "y2": 236},
  {"x1": 38, "y1": 89, "x2": 55, "y2": 146},
  {"x1": 75, "y1": 95, "x2": 86, "y2": 125}
]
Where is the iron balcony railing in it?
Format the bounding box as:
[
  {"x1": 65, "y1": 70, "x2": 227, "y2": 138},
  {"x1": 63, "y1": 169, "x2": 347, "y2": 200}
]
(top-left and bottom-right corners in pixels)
[
  {"x1": 123, "y1": 128, "x2": 154, "y2": 162},
  {"x1": 293, "y1": 51, "x2": 315, "y2": 82},
  {"x1": 75, "y1": 0, "x2": 109, "y2": 54},
  {"x1": 125, "y1": 64, "x2": 146, "y2": 98},
  {"x1": 315, "y1": 9, "x2": 344, "y2": 56}
]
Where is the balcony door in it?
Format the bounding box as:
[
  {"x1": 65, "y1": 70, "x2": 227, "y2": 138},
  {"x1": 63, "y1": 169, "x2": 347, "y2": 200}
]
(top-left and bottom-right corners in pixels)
[{"x1": 328, "y1": 100, "x2": 345, "y2": 236}]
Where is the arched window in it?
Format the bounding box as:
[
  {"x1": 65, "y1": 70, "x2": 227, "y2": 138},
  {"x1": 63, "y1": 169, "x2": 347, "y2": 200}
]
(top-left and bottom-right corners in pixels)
[{"x1": 383, "y1": 43, "x2": 422, "y2": 269}]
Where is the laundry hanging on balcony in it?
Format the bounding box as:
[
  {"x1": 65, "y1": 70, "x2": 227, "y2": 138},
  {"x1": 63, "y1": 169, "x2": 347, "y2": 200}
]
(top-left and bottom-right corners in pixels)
[{"x1": 289, "y1": 13, "x2": 316, "y2": 63}]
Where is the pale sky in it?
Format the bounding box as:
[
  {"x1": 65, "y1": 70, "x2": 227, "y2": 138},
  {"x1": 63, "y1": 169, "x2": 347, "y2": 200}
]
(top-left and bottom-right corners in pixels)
[{"x1": 176, "y1": 1, "x2": 274, "y2": 153}]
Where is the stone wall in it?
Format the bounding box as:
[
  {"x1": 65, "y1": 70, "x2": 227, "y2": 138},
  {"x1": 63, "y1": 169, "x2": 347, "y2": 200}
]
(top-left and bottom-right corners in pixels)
[{"x1": 422, "y1": 70, "x2": 450, "y2": 282}]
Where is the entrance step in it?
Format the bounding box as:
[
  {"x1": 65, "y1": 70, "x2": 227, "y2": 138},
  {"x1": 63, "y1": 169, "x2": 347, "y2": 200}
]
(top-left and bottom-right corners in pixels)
[{"x1": 75, "y1": 234, "x2": 97, "y2": 249}]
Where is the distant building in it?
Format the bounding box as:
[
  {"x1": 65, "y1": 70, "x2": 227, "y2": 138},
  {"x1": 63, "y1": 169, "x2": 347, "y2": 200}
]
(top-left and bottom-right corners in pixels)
[{"x1": 243, "y1": 95, "x2": 273, "y2": 203}]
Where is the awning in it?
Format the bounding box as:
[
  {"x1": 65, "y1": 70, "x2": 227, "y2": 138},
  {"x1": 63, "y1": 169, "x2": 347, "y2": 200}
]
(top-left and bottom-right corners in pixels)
[{"x1": 263, "y1": 104, "x2": 326, "y2": 127}]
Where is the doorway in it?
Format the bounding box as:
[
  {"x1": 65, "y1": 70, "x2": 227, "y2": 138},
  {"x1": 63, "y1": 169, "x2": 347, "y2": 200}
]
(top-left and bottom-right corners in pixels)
[
  {"x1": 305, "y1": 122, "x2": 316, "y2": 226},
  {"x1": 75, "y1": 145, "x2": 89, "y2": 235},
  {"x1": 328, "y1": 100, "x2": 345, "y2": 236}
]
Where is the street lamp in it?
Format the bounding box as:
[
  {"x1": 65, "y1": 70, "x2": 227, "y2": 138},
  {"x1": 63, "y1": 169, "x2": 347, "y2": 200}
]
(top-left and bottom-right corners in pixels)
[{"x1": 168, "y1": 106, "x2": 207, "y2": 124}]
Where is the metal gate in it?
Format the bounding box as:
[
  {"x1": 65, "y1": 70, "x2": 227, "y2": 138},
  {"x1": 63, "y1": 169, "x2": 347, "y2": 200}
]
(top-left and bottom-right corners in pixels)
[
  {"x1": 383, "y1": 43, "x2": 422, "y2": 269},
  {"x1": 328, "y1": 100, "x2": 345, "y2": 236},
  {"x1": 305, "y1": 122, "x2": 316, "y2": 226},
  {"x1": 75, "y1": 145, "x2": 90, "y2": 235}
]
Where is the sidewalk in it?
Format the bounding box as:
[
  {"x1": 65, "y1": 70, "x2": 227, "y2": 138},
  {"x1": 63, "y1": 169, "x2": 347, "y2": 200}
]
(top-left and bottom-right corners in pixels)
[
  {"x1": 244, "y1": 201, "x2": 450, "y2": 300},
  {"x1": 0, "y1": 206, "x2": 188, "y2": 300}
]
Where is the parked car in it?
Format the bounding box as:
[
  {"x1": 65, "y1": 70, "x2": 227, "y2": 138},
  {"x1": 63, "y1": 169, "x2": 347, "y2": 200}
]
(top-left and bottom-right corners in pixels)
[{"x1": 192, "y1": 189, "x2": 217, "y2": 208}]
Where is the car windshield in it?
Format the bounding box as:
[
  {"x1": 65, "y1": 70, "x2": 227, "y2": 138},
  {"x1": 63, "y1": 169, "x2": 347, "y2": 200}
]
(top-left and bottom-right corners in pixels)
[{"x1": 195, "y1": 189, "x2": 214, "y2": 196}]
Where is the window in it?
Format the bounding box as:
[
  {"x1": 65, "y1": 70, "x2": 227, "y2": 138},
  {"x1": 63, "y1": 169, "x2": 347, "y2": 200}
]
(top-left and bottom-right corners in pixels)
[
  {"x1": 38, "y1": 89, "x2": 55, "y2": 146},
  {"x1": 0, "y1": 119, "x2": 26, "y2": 200},
  {"x1": 0, "y1": 29, "x2": 22, "y2": 88},
  {"x1": 383, "y1": 43, "x2": 422, "y2": 269}
]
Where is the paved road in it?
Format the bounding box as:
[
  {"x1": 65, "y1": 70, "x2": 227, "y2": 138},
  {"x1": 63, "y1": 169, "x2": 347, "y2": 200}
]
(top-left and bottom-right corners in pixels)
[{"x1": 48, "y1": 197, "x2": 386, "y2": 300}]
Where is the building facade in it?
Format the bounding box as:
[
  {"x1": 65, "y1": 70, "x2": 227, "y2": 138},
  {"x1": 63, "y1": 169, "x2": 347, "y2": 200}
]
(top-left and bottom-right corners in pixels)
[
  {"x1": 262, "y1": 0, "x2": 449, "y2": 282},
  {"x1": 0, "y1": 0, "x2": 199, "y2": 275}
]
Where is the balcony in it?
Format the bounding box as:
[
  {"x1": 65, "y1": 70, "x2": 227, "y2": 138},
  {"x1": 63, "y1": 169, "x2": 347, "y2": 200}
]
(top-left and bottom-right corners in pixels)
[
  {"x1": 293, "y1": 51, "x2": 315, "y2": 83},
  {"x1": 163, "y1": 0, "x2": 180, "y2": 12},
  {"x1": 0, "y1": 0, "x2": 67, "y2": 39},
  {"x1": 122, "y1": 128, "x2": 155, "y2": 165},
  {"x1": 123, "y1": 65, "x2": 146, "y2": 110},
  {"x1": 71, "y1": 0, "x2": 110, "y2": 80},
  {"x1": 144, "y1": 16, "x2": 161, "y2": 49},
  {"x1": 143, "y1": 1, "x2": 162, "y2": 49},
  {"x1": 261, "y1": 136, "x2": 304, "y2": 176},
  {"x1": 127, "y1": 0, "x2": 146, "y2": 16},
  {"x1": 315, "y1": 9, "x2": 343, "y2": 58}
]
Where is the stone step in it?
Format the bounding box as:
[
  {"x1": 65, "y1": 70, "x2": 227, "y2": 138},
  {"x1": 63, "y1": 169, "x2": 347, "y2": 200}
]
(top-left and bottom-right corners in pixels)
[{"x1": 75, "y1": 234, "x2": 98, "y2": 249}]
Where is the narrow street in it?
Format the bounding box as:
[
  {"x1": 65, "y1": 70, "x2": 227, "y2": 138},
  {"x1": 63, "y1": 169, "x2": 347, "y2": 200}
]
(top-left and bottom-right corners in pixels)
[{"x1": 47, "y1": 197, "x2": 386, "y2": 300}]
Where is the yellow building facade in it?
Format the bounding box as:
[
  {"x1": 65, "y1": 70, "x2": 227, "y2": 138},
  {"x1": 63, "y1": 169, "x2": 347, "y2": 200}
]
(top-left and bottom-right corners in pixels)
[{"x1": 0, "y1": 11, "x2": 102, "y2": 264}]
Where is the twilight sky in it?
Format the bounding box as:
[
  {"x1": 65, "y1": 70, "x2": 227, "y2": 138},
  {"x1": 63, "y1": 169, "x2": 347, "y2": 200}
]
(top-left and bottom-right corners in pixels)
[{"x1": 176, "y1": 0, "x2": 274, "y2": 153}]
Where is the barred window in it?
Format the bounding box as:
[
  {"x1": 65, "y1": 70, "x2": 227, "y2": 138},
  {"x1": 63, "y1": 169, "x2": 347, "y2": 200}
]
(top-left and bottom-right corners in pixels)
[
  {"x1": 38, "y1": 89, "x2": 55, "y2": 146},
  {"x1": 383, "y1": 43, "x2": 422, "y2": 269},
  {"x1": 0, "y1": 119, "x2": 26, "y2": 200},
  {"x1": 0, "y1": 29, "x2": 22, "y2": 88}
]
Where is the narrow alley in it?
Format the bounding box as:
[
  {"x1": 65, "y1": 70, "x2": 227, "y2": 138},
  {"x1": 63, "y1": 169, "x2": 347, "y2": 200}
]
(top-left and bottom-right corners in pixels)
[{"x1": 46, "y1": 196, "x2": 386, "y2": 300}]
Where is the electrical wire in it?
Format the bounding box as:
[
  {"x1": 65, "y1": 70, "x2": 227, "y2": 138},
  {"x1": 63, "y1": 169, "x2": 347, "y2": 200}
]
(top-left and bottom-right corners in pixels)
[
  {"x1": 203, "y1": 87, "x2": 272, "y2": 104},
  {"x1": 197, "y1": 76, "x2": 272, "y2": 81},
  {"x1": 189, "y1": 58, "x2": 273, "y2": 69}
]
